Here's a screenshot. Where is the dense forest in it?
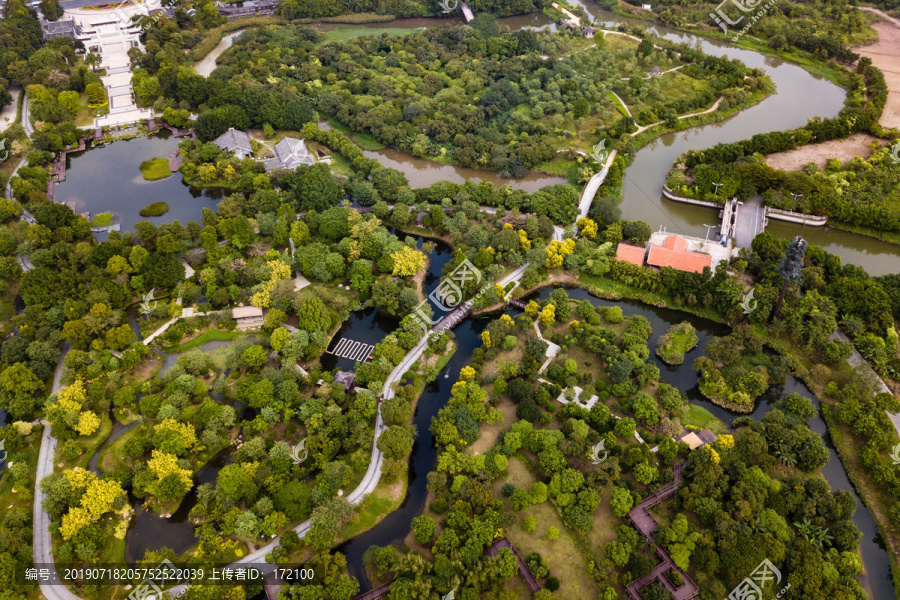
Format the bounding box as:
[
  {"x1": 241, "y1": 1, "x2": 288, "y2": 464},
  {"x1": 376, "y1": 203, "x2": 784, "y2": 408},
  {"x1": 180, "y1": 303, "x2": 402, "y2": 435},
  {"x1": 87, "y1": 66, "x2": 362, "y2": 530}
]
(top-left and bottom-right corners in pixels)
[{"x1": 615, "y1": 0, "x2": 875, "y2": 60}]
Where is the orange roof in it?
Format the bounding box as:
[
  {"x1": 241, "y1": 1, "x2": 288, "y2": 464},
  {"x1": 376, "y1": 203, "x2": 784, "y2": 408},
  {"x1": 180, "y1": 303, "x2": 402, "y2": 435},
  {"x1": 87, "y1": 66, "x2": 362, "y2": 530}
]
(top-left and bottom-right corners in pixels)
[
  {"x1": 662, "y1": 235, "x2": 687, "y2": 252},
  {"x1": 616, "y1": 243, "x2": 646, "y2": 266},
  {"x1": 647, "y1": 245, "x2": 711, "y2": 273}
]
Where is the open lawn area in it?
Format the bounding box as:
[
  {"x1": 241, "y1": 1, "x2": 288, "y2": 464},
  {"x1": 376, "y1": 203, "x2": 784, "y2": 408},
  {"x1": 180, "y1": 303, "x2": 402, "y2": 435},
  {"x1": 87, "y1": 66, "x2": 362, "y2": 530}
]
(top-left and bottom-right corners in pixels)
[
  {"x1": 680, "y1": 404, "x2": 729, "y2": 434},
  {"x1": 495, "y1": 456, "x2": 601, "y2": 600}
]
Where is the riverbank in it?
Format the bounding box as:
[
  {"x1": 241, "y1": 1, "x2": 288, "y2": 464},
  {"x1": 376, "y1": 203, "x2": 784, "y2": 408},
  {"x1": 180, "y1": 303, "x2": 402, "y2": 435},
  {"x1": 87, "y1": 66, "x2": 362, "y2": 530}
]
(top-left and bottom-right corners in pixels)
[{"x1": 600, "y1": 0, "x2": 862, "y2": 89}]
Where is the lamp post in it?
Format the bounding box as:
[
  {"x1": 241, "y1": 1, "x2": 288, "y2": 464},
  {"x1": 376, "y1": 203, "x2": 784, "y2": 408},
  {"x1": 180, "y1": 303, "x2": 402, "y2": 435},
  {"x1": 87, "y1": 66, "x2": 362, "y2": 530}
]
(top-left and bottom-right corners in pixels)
[
  {"x1": 702, "y1": 224, "x2": 717, "y2": 244},
  {"x1": 712, "y1": 182, "x2": 724, "y2": 195}
]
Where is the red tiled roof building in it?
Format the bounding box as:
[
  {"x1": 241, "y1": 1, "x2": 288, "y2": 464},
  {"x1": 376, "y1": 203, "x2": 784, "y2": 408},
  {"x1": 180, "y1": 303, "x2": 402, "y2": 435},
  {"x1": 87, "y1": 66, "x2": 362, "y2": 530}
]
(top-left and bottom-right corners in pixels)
[
  {"x1": 646, "y1": 235, "x2": 712, "y2": 274},
  {"x1": 616, "y1": 243, "x2": 646, "y2": 266}
]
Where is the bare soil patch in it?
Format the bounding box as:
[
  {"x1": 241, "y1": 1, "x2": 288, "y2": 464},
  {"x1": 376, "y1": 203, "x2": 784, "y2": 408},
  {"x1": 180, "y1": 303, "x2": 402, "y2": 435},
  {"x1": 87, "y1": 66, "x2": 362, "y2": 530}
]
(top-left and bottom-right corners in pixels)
[
  {"x1": 856, "y1": 18, "x2": 900, "y2": 129},
  {"x1": 764, "y1": 133, "x2": 883, "y2": 171}
]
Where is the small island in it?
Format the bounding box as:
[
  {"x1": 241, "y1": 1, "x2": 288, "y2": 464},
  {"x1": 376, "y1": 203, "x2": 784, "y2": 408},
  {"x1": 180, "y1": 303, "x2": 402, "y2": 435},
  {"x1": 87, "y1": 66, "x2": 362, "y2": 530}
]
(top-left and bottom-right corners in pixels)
[
  {"x1": 139, "y1": 157, "x2": 172, "y2": 181},
  {"x1": 655, "y1": 321, "x2": 699, "y2": 365},
  {"x1": 139, "y1": 201, "x2": 170, "y2": 217}
]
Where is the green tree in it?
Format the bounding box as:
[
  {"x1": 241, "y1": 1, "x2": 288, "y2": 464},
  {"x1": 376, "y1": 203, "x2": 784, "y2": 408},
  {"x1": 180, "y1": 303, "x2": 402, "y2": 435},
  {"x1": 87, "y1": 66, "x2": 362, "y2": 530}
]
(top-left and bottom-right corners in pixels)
[{"x1": 412, "y1": 515, "x2": 435, "y2": 545}]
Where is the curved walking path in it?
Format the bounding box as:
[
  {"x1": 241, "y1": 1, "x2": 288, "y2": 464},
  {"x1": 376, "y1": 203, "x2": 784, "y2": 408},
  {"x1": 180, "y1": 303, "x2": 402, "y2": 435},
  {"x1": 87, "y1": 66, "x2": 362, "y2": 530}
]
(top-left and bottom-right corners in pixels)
[{"x1": 33, "y1": 343, "x2": 82, "y2": 600}]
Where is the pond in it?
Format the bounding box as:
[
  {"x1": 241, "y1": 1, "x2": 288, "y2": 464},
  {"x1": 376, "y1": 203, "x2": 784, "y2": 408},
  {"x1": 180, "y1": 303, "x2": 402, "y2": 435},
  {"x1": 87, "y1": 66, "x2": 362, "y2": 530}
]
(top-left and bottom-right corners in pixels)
[
  {"x1": 124, "y1": 447, "x2": 231, "y2": 564},
  {"x1": 322, "y1": 229, "x2": 455, "y2": 371},
  {"x1": 120, "y1": 338, "x2": 248, "y2": 562},
  {"x1": 52, "y1": 131, "x2": 225, "y2": 241}
]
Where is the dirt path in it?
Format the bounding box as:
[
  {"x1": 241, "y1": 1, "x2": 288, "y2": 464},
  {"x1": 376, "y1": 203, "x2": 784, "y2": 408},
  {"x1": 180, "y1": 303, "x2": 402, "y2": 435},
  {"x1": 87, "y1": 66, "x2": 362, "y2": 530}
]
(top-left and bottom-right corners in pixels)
[
  {"x1": 855, "y1": 10, "x2": 900, "y2": 129},
  {"x1": 764, "y1": 132, "x2": 883, "y2": 171}
]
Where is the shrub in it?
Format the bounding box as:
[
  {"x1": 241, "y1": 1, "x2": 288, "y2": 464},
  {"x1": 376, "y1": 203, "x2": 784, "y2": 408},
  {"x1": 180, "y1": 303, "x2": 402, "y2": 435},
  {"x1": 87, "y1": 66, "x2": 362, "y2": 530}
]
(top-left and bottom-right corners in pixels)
[
  {"x1": 501, "y1": 483, "x2": 516, "y2": 497},
  {"x1": 139, "y1": 201, "x2": 170, "y2": 217},
  {"x1": 546, "y1": 577, "x2": 560, "y2": 591}
]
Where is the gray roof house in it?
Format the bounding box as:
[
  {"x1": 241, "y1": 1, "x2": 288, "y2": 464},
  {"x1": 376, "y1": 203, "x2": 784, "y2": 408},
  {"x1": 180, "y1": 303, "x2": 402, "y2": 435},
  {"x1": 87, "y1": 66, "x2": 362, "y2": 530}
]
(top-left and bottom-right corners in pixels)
[
  {"x1": 212, "y1": 128, "x2": 253, "y2": 159},
  {"x1": 263, "y1": 137, "x2": 315, "y2": 171},
  {"x1": 41, "y1": 17, "x2": 81, "y2": 40}
]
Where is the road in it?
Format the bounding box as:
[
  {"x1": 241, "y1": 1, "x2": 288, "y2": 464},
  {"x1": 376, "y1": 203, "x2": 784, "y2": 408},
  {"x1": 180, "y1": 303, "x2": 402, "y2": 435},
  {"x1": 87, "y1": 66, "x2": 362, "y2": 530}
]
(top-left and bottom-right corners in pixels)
[{"x1": 733, "y1": 195, "x2": 765, "y2": 249}]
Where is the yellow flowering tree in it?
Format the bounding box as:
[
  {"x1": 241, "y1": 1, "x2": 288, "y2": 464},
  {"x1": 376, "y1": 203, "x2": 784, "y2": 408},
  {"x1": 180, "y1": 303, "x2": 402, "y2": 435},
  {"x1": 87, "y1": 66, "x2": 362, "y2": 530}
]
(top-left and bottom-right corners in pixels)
[
  {"x1": 60, "y1": 469, "x2": 126, "y2": 540},
  {"x1": 577, "y1": 217, "x2": 598, "y2": 239},
  {"x1": 481, "y1": 331, "x2": 493, "y2": 348},
  {"x1": 518, "y1": 229, "x2": 531, "y2": 251},
  {"x1": 391, "y1": 246, "x2": 427, "y2": 277},
  {"x1": 539, "y1": 304, "x2": 556, "y2": 327},
  {"x1": 545, "y1": 239, "x2": 576, "y2": 269},
  {"x1": 251, "y1": 258, "x2": 293, "y2": 307}
]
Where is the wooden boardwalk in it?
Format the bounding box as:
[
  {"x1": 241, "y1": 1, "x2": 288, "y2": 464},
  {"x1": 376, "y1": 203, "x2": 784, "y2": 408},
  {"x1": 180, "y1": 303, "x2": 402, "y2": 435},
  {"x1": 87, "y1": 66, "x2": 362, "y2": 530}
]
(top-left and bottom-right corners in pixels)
[
  {"x1": 484, "y1": 537, "x2": 541, "y2": 592},
  {"x1": 507, "y1": 298, "x2": 527, "y2": 310},
  {"x1": 624, "y1": 463, "x2": 699, "y2": 599},
  {"x1": 263, "y1": 569, "x2": 281, "y2": 600}
]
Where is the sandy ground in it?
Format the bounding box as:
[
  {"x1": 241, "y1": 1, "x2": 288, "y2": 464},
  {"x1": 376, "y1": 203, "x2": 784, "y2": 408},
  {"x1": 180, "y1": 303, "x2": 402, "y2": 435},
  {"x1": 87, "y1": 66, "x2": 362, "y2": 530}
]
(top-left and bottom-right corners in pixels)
[
  {"x1": 764, "y1": 133, "x2": 884, "y2": 171},
  {"x1": 856, "y1": 13, "x2": 900, "y2": 129}
]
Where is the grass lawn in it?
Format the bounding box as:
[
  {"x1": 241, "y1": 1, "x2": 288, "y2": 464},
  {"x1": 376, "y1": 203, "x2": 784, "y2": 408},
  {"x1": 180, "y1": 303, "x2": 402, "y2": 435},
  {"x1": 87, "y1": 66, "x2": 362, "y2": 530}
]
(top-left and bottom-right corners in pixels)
[
  {"x1": 98, "y1": 419, "x2": 157, "y2": 474},
  {"x1": 655, "y1": 321, "x2": 699, "y2": 365},
  {"x1": 320, "y1": 24, "x2": 415, "y2": 44},
  {"x1": 321, "y1": 116, "x2": 385, "y2": 151},
  {"x1": 58, "y1": 410, "x2": 113, "y2": 471},
  {"x1": 173, "y1": 328, "x2": 244, "y2": 353},
  {"x1": 90, "y1": 212, "x2": 114, "y2": 228},
  {"x1": 680, "y1": 404, "x2": 728, "y2": 434},
  {"x1": 139, "y1": 158, "x2": 172, "y2": 181},
  {"x1": 497, "y1": 457, "x2": 601, "y2": 600}
]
